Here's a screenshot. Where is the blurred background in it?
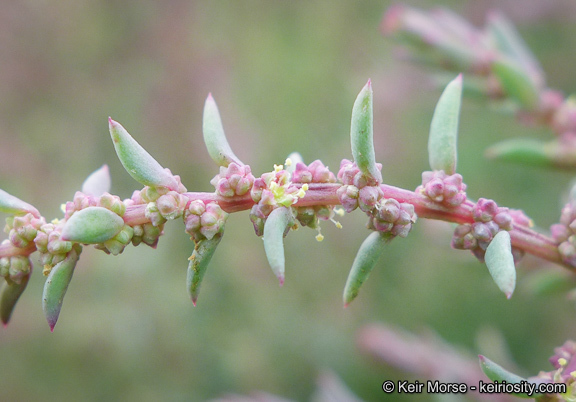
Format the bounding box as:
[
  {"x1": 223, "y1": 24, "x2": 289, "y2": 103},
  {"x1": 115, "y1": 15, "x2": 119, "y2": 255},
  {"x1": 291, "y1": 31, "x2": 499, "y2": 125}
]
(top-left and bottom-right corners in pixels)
[{"x1": 2, "y1": 0, "x2": 576, "y2": 400}]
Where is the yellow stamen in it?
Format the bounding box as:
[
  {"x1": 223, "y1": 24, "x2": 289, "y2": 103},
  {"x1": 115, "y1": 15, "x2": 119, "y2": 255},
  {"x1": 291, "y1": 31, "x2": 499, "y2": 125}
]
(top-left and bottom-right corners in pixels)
[
  {"x1": 334, "y1": 207, "x2": 345, "y2": 217},
  {"x1": 274, "y1": 164, "x2": 283, "y2": 172},
  {"x1": 285, "y1": 158, "x2": 292, "y2": 166},
  {"x1": 559, "y1": 358, "x2": 568, "y2": 367},
  {"x1": 315, "y1": 233, "x2": 324, "y2": 242},
  {"x1": 60, "y1": 204, "x2": 66, "y2": 214}
]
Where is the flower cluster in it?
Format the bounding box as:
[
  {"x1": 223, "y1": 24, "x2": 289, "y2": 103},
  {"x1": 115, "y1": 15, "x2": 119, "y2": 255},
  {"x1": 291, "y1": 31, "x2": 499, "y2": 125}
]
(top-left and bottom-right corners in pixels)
[
  {"x1": 290, "y1": 160, "x2": 340, "y2": 236},
  {"x1": 249, "y1": 165, "x2": 306, "y2": 236},
  {"x1": 551, "y1": 201, "x2": 576, "y2": 266},
  {"x1": 336, "y1": 159, "x2": 383, "y2": 213},
  {"x1": 211, "y1": 162, "x2": 255, "y2": 197},
  {"x1": 34, "y1": 222, "x2": 73, "y2": 272},
  {"x1": 416, "y1": 170, "x2": 467, "y2": 207},
  {"x1": 184, "y1": 200, "x2": 228, "y2": 242},
  {"x1": 4, "y1": 213, "x2": 44, "y2": 249},
  {"x1": 451, "y1": 198, "x2": 521, "y2": 262},
  {"x1": 0, "y1": 255, "x2": 32, "y2": 285},
  {"x1": 368, "y1": 198, "x2": 417, "y2": 238},
  {"x1": 530, "y1": 340, "x2": 576, "y2": 399}
]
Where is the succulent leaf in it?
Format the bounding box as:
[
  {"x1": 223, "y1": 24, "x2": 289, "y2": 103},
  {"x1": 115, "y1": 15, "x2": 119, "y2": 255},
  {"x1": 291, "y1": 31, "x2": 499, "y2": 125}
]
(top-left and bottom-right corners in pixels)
[
  {"x1": 81, "y1": 165, "x2": 111, "y2": 196},
  {"x1": 485, "y1": 138, "x2": 558, "y2": 167},
  {"x1": 187, "y1": 232, "x2": 223, "y2": 305},
  {"x1": 428, "y1": 74, "x2": 462, "y2": 175},
  {"x1": 203, "y1": 94, "x2": 243, "y2": 167},
  {"x1": 42, "y1": 244, "x2": 81, "y2": 331},
  {"x1": 108, "y1": 118, "x2": 179, "y2": 190},
  {"x1": 485, "y1": 231, "x2": 516, "y2": 298},
  {"x1": 479, "y1": 355, "x2": 539, "y2": 398},
  {"x1": 0, "y1": 189, "x2": 40, "y2": 217},
  {"x1": 0, "y1": 274, "x2": 30, "y2": 326},
  {"x1": 61, "y1": 206, "x2": 124, "y2": 244},
  {"x1": 263, "y1": 206, "x2": 295, "y2": 286},
  {"x1": 343, "y1": 231, "x2": 392, "y2": 306},
  {"x1": 350, "y1": 80, "x2": 381, "y2": 182},
  {"x1": 492, "y1": 59, "x2": 539, "y2": 110}
]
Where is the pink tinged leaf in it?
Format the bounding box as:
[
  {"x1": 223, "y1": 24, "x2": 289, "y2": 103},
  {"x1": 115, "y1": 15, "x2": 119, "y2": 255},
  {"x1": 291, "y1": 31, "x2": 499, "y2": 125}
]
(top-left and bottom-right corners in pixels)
[
  {"x1": 428, "y1": 74, "x2": 462, "y2": 175},
  {"x1": 350, "y1": 80, "x2": 382, "y2": 183},
  {"x1": 0, "y1": 273, "x2": 30, "y2": 326},
  {"x1": 61, "y1": 206, "x2": 124, "y2": 244},
  {"x1": 0, "y1": 189, "x2": 40, "y2": 218},
  {"x1": 108, "y1": 118, "x2": 179, "y2": 190},
  {"x1": 81, "y1": 165, "x2": 111, "y2": 196},
  {"x1": 187, "y1": 232, "x2": 223, "y2": 306},
  {"x1": 42, "y1": 245, "x2": 81, "y2": 331},
  {"x1": 202, "y1": 94, "x2": 243, "y2": 167},
  {"x1": 343, "y1": 231, "x2": 392, "y2": 307},
  {"x1": 263, "y1": 207, "x2": 294, "y2": 286},
  {"x1": 484, "y1": 231, "x2": 516, "y2": 298}
]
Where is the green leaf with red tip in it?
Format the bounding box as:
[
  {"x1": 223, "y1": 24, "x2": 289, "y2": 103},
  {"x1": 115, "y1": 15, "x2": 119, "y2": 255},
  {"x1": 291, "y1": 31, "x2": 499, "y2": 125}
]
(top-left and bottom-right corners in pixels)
[
  {"x1": 485, "y1": 231, "x2": 516, "y2": 299},
  {"x1": 428, "y1": 74, "x2": 462, "y2": 175},
  {"x1": 203, "y1": 94, "x2": 243, "y2": 167},
  {"x1": 0, "y1": 189, "x2": 40, "y2": 217},
  {"x1": 343, "y1": 231, "x2": 392, "y2": 306},
  {"x1": 108, "y1": 118, "x2": 179, "y2": 190},
  {"x1": 0, "y1": 274, "x2": 30, "y2": 326},
  {"x1": 479, "y1": 355, "x2": 540, "y2": 398},
  {"x1": 82, "y1": 165, "x2": 111, "y2": 196},
  {"x1": 485, "y1": 139, "x2": 562, "y2": 168},
  {"x1": 263, "y1": 207, "x2": 295, "y2": 286},
  {"x1": 492, "y1": 59, "x2": 539, "y2": 110},
  {"x1": 350, "y1": 80, "x2": 381, "y2": 183},
  {"x1": 61, "y1": 206, "x2": 124, "y2": 244},
  {"x1": 187, "y1": 232, "x2": 223, "y2": 305},
  {"x1": 42, "y1": 244, "x2": 81, "y2": 331}
]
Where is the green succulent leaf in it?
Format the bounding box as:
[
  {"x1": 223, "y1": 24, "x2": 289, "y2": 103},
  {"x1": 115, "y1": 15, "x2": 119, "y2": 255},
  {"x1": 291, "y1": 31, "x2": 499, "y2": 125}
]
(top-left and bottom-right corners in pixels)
[
  {"x1": 42, "y1": 244, "x2": 81, "y2": 331},
  {"x1": 492, "y1": 59, "x2": 539, "y2": 110},
  {"x1": 187, "y1": 232, "x2": 223, "y2": 306},
  {"x1": 343, "y1": 231, "x2": 392, "y2": 307},
  {"x1": 263, "y1": 206, "x2": 295, "y2": 286},
  {"x1": 485, "y1": 138, "x2": 562, "y2": 168},
  {"x1": 350, "y1": 80, "x2": 381, "y2": 183},
  {"x1": 108, "y1": 118, "x2": 179, "y2": 190},
  {"x1": 61, "y1": 206, "x2": 124, "y2": 244},
  {"x1": 0, "y1": 274, "x2": 30, "y2": 326},
  {"x1": 0, "y1": 189, "x2": 40, "y2": 217},
  {"x1": 486, "y1": 11, "x2": 543, "y2": 87},
  {"x1": 485, "y1": 231, "x2": 516, "y2": 299},
  {"x1": 428, "y1": 74, "x2": 462, "y2": 175},
  {"x1": 82, "y1": 165, "x2": 111, "y2": 196},
  {"x1": 479, "y1": 355, "x2": 540, "y2": 398},
  {"x1": 203, "y1": 94, "x2": 243, "y2": 167}
]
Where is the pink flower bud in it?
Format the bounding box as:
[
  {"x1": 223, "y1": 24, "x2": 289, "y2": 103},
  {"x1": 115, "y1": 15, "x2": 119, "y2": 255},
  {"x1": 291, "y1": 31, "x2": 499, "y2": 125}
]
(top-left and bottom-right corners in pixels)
[
  {"x1": 156, "y1": 191, "x2": 187, "y2": 220},
  {"x1": 358, "y1": 186, "x2": 381, "y2": 212},
  {"x1": 473, "y1": 198, "x2": 499, "y2": 222}
]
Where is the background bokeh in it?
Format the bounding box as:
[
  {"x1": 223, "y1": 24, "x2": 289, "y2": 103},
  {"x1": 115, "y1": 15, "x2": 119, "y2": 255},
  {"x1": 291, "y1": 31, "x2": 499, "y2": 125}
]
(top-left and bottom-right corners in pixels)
[{"x1": 2, "y1": 1, "x2": 576, "y2": 401}]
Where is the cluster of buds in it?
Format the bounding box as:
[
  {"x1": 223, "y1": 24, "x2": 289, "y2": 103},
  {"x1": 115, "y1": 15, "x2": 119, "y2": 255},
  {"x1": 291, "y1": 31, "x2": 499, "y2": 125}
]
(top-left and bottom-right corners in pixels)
[
  {"x1": 4, "y1": 213, "x2": 44, "y2": 249},
  {"x1": 0, "y1": 255, "x2": 32, "y2": 285},
  {"x1": 34, "y1": 222, "x2": 73, "y2": 272},
  {"x1": 551, "y1": 201, "x2": 576, "y2": 266},
  {"x1": 249, "y1": 165, "x2": 306, "y2": 236},
  {"x1": 210, "y1": 162, "x2": 255, "y2": 197},
  {"x1": 336, "y1": 159, "x2": 383, "y2": 213},
  {"x1": 94, "y1": 224, "x2": 134, "y2": 256},
  {"x1": 451, "y1": 198, "x2": 520, "y2": 262},
  {"x1": 64, "y1": 192, "x2": 125, "y2": 220},
  {"x1": 367, "y1": 198, "x2": 417, "y2": 238},
  {"x1": 130, "y1": 223, "x2": 162, "y2": 248},
  {"x1": 184, "y1": 200, "x2": 228, "y2": 242},
  {"x1": 291, "y1": 160, "x2": 336, "y2": 184},
  {"x1": 416, "y1": 170, "x2": 467, "y2": 207}
]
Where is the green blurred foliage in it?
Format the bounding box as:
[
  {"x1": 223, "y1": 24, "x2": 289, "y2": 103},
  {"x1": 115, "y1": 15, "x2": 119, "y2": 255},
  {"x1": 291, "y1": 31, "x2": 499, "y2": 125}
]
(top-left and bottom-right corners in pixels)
[{"x1": 2, "y1": 1, "x2": 576, "y2": 401}]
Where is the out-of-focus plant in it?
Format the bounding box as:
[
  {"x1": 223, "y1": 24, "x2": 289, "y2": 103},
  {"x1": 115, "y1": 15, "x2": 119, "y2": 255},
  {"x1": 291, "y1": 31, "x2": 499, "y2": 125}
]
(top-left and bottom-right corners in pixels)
[
  {"x1": 383, "y1": 4, "x2": 576, "y2": 169},
  {"x1": 1, "y1": 3, "x2": 576, "y2": 401}
]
